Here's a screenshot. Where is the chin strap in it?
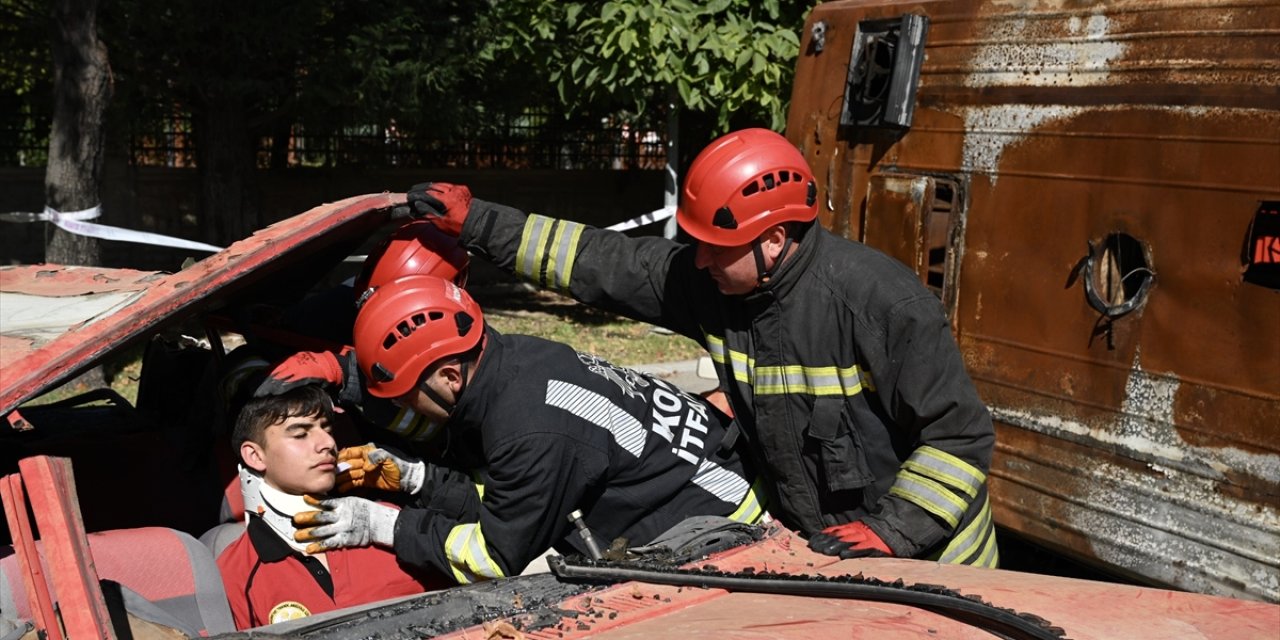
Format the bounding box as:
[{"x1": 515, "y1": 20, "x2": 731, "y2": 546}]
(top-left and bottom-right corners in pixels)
[
  {"x1": 753, "y1": 235, "x2": 795, "y2": 286},
  {"x1": 420, "y1": 359, "x2": 471, "y2": 416}
]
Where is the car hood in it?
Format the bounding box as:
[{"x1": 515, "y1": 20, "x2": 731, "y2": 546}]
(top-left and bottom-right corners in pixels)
[{"x1": 0, "y1": 192, "x2": 401, "y2": 419}]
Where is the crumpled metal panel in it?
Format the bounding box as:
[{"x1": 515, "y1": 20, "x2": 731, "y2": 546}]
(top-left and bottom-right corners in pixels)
[
  {"x1": 432, "y1": 527, "x2": 1280, "y2": 639},
  {"x1": 0, "y1": 192, "x2": 400, "y2": 417},
  {"x1": 789, "y1": 0, "x2": 1280, "y2": 601}
]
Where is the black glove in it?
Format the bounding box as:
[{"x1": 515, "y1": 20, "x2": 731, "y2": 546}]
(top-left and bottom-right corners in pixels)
[{"x1": 391, "y1": 182, "x2": 473, "y2": 236}]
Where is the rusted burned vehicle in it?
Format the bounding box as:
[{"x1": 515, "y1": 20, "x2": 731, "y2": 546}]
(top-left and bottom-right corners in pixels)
[
  {"x1": 3, "y1": 194, "x2": 1278, "y2": 639},
  {"x1": 787, "y1": 0, "x2": 1279, "y2": 602}
]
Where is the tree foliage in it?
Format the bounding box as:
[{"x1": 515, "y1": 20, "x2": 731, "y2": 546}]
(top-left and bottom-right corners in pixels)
[{"x1": 481, "y1": 0, "x2": 814, "y2": 132}]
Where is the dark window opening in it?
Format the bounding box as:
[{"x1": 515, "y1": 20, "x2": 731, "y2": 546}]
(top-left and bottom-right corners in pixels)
[
  {"x1": 1094, "y1": 233, "x2": 1151, "y2": 305},
  {"x1": 840, "y1": 13, "x2": 930, "y2": 131},
  {"x1": 924, "y1": 180, "x2": 957, "y2": 298},
  {"x1": 1083, "y1": 231, "x2": 1154, "y2": 318}
]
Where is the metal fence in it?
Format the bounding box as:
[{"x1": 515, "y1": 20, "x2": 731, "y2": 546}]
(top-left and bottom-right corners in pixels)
[{"x1": 0, "y1": 105, "x2": 667, "y2": 171}]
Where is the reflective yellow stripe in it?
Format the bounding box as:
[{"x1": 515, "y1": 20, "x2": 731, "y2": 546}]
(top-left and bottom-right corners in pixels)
[
  {"x1": 703, "y1": 333, "x2": 752, "y2": 384},
  {"x1": 516, "y1": 214, "x2": 584, "y2": 291},
  {"x1": 702, "y1": 332, "x2": 875, "y2": 396},
  {"x1": 727, "y1": 478, "x2": 765, "y2": 524},
  {"x1": 516, "y1": 215, "x2": 555, "y2": 286},
  {"x1": 902, "y1": 446, "x2": 985, "y2": 499},
  {"x1": 444, "y1": 523, "x2": 505, "y2": 584},
  {"x1": 546, "y1": 219, "x2": 585, "y2": 291},
  {"x1": 753, "y1": 364, "x2": 873, "y2": 396},
  {"x1": 889, "y1": 469, "x2": 968, "y2": 528},
  {"x1": 939, "y1": 494, "x2": 999, "y2": 567}
]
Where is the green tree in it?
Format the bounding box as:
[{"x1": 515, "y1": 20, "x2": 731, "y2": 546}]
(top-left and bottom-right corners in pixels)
[
  {"x1": 482, "y1": 0, "x2": 813, "y2": 133},
  {"x1": 104, "y1": 0, "x2": 485, "y2": 244}
]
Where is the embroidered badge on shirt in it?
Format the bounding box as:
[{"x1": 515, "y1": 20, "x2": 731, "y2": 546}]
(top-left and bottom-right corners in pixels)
[{"x1": 269, "y1": 601, "x2": 311, "y2": 624}]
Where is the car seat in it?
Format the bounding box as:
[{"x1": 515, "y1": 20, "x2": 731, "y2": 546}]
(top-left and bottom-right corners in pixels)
[{"x1": 0, "y1": 526, "x2": 235, "y2": 637}]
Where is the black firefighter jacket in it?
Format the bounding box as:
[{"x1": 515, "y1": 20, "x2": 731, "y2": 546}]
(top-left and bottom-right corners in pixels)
[
  {"x1": 457, "y1": 201, "x2": 998, "y2": 566},
  {"x1": 391, "y1": 328, "x2": 762, "y2": 583}
]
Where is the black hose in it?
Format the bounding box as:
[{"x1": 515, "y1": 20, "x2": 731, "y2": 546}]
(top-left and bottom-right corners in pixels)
[{"x1": 548, "y1": 557, "x2": 1067, "y2": 640}]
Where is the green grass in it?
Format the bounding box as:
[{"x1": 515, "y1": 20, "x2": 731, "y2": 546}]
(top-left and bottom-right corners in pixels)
[
  {"x1": 23, "y1": 286, "x2": 705, "y2": 408},
  {"x1": 474, "y1": 285, "x2": 706, "y2": 366}
]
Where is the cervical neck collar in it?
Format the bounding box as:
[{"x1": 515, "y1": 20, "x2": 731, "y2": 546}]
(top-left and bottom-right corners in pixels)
[{"x1": 240, "y1": 465, "x2": 318, "y2": 555}]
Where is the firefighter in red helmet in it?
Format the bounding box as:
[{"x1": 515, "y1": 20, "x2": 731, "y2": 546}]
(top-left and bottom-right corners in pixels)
[
  {"x1": 287, "y1": 276, "x2": 762, "y2": 583},
  {"x1": 391, "y1": 128, "x2": 999, "y2": 567},
  {"x1": 255, "y1": 221, "x2": 473, "y2": 446}
]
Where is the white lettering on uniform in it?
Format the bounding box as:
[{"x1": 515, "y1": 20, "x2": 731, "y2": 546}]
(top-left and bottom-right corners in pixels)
[
  {"x1": 649, "y1": 386, "x2": 682, "y2": 442},
  {"x1": 650, "y1": 379, "x2": 715, "y2": 466}
]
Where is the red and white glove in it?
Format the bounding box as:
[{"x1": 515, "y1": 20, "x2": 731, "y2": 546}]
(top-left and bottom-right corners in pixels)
[
  {"x1": 807, "y1": 520, "x2": 894, "y2": 559},
  {"x1": 392, "y1": 182, "x2": 473, "y2": 236},
  {"x1": 253, "y1": 348, "x2": 356, "y2": 398}
]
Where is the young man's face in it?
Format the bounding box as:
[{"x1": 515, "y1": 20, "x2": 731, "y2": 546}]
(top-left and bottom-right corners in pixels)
[{"x1": 247, "y1": 412, "x2": 338, "y2": 496}]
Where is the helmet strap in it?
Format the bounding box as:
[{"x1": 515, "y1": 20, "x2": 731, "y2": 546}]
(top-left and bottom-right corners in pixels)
[
  {"x1": 420, "y1": 378, "x2": 456, "y2": 416},
  {"x1": 754, "y1": 234, "x2": 795, "y2": 286},
  {"x1": 419, "y1": 352, "x2": 476, "y2": 417}
]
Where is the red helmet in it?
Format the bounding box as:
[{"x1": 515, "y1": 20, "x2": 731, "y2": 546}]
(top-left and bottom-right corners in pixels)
[
  {"x1": 353, "y1": 275, "x2": 484, "y2": 399},
  {"x1": 355, "y1": 221, "x2": 470, "y2": 302},
  {"x1": 677, "y1": 128, "x2": 817, "y2": 246}
]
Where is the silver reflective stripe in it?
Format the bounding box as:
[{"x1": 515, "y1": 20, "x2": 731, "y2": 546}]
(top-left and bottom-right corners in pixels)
[
  {"x1": 545, "y1": 379, "x2": 646, "y2": 457},
  {"x1": 889, "y1": 468, "x2": 968, "y2": 528},
  {"x1": 703, "y1": 332, "x2": 876, "y2": 395},
  {"x1": 515, "y1": 214, "x2": 584, "y2": 291},
  {"x1": 727, "y1": 479, "x2": 765, "y2": 524},
  {"x1": 546, "y1": 219, "x2": 585, "y2": 291},
  {"x1": 387, "y1": 406, "x2": 416, "y2": 437},
  {"x1": 753, "y1": 364, "x2": 873, "y2": 396},
  {"x1": 445, "y1": 523, "x2": 505, "y2": 584},
  {"x1": 902, "y1": 446, "x2": 985, "y2": 499},
  {"x1": 704, "y1": 333, "x2": 752, "y2": 384},
  {"x1": 940, "y1": 494, "x2": 998, "y2": 567},
  {"x1": 691, "y1": 459, "x2": 750, "y2": 505},
  {"x1": 516, "y1": 215, "x2": 554, "y2": 284}
]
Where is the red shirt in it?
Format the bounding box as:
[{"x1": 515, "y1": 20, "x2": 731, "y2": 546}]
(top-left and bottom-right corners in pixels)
[{"x1": 217, "y1": 514, "x2": 448, "y2": 629}]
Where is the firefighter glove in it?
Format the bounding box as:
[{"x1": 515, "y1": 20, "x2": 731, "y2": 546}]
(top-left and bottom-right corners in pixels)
[
  {"x1": 294, "y1": 495, "x2": 397, "y2": 553},
  {"x1": 336, "y1": 443, "x2": 426, "y2": 495},
  {"x1": 391, "y1": 182, "x2": 472, "y2": 236},
  {"x1": 254, "y1": 348, "x2": 358, "y2": 399},
  {"x1": 807, "y1": 520, "x2": 894, "y2": 559}
]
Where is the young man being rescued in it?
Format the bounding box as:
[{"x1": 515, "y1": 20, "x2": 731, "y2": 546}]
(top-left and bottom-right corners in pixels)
[{"x1": 215, "y1": 385, "x2": 449, "y2": 629}]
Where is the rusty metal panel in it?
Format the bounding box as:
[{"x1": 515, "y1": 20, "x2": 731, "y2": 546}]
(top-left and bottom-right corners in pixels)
[
  {"x1": 863, "y1": 173, "x2": 935, "y2": 278},
  {"x1": 789, "y1": 0, "x2": 1280, "y2": 601}
]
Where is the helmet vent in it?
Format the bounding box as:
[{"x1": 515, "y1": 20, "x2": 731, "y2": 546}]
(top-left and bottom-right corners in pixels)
[
  {"x1": 713, "y1": 207, "x2": 738, "y2": 229},
  {"x1": 806, "y1": 180, "x2": 816, "y2": 206},
  {"x1": 763, "y1": 173, "x2": 776, "y2": 190},
  {"x1": 429, "y1": 311, "x2": 444, "y2": 321},
  {"x1": 371, "y1": 362, "x2": 395, "y2": 383},
  {"x1": 455, "y1": 311, "x2": 475, "y2": 336}
]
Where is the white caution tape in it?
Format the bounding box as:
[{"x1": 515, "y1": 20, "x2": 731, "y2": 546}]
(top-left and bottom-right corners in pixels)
[
  {"x1": 605, "y1": 204, "x2": 675, "y2": 232},
  {"x1": 2, "y1": 200, "x2": 676, "y2": 257},
  {"x1": 0, "y1": 204, "x2": 224, "y2": 253},
  {"x1": 42, "y1": 205, "x2": 225, "y2": 252}
]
